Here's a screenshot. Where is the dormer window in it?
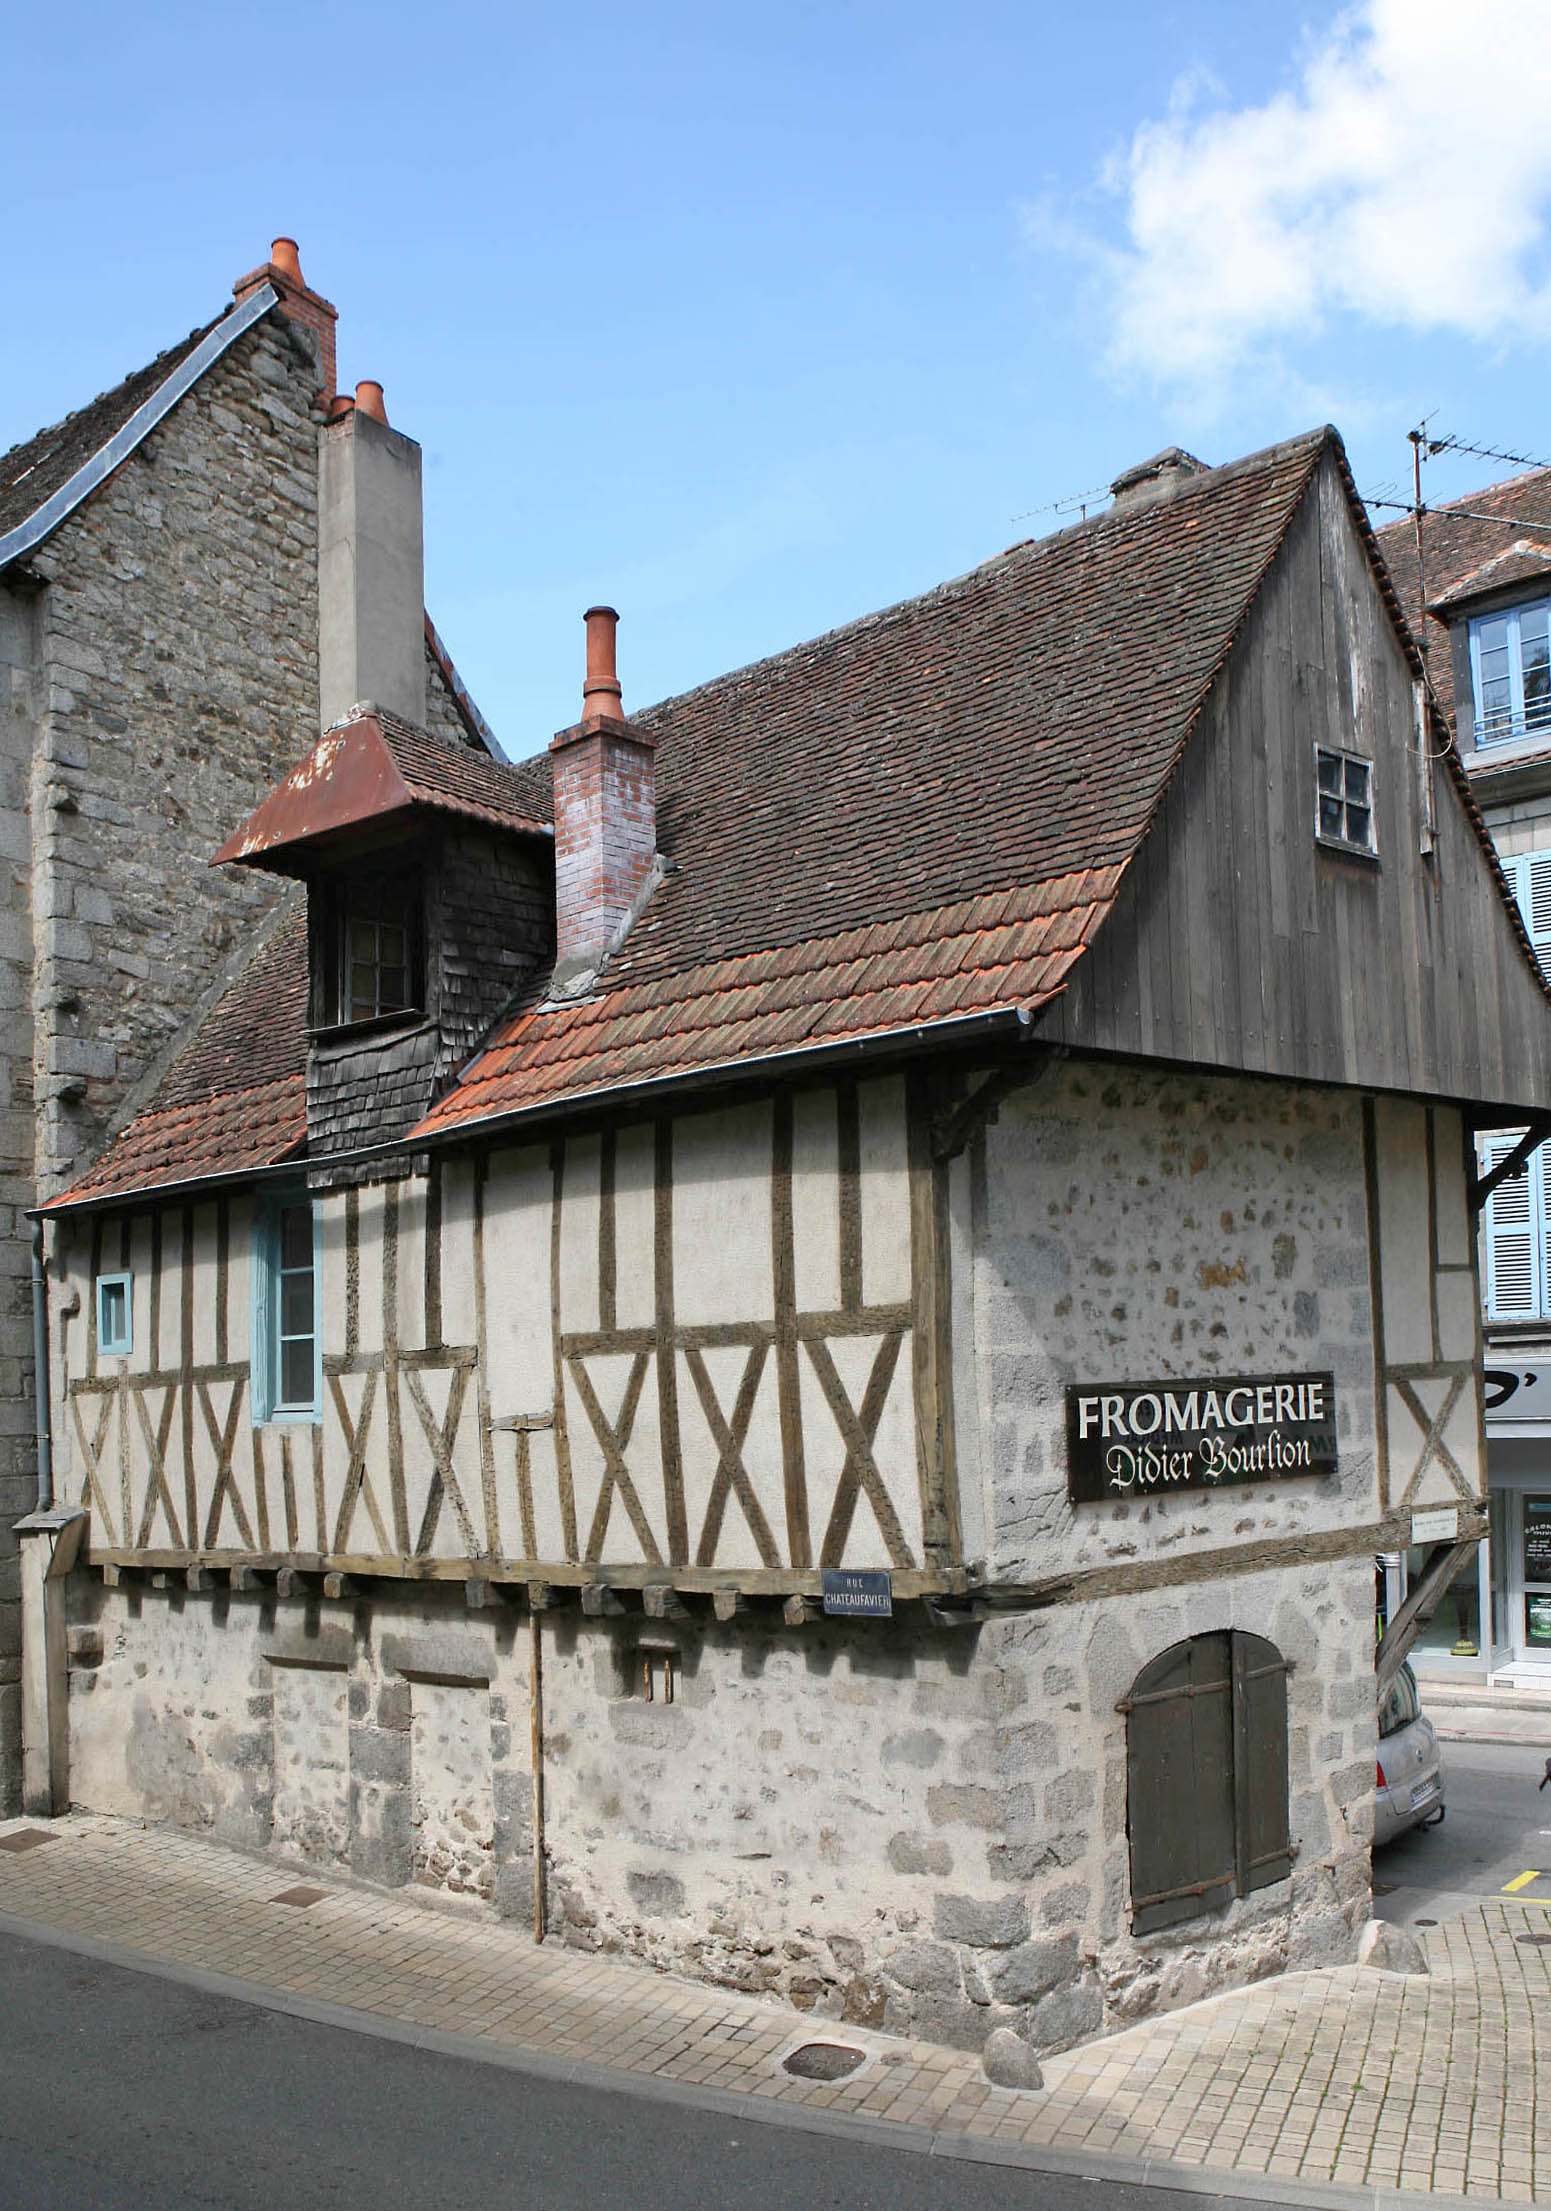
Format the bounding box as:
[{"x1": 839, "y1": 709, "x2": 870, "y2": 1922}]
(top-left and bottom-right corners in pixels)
[
  {"x1": 1470, "y1": 598, "x2": 1551, "y2": 746},
  {"x1": 341, "y1": 875, "x2": 418, "y2": 1023}
]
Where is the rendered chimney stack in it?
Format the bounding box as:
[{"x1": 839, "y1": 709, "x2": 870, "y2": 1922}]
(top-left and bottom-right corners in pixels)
[
  {"x1": 550, "y1": 607, "x2": 657, "y2": 978},
  {"x1": 233, "y1": 236, "x2": 339, "y2": 400},
  {"x1": 317, "y1": 379, "x2": 426, "y2": 732}
]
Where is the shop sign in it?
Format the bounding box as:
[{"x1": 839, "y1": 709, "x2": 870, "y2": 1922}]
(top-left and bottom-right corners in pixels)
[
  {"x1": 1065, "y1": 1371, "x2": 1337, "y2": 1503},
  {"x1": 1484, "y1": 1362, "x2": 1551, "y2": 1424}
]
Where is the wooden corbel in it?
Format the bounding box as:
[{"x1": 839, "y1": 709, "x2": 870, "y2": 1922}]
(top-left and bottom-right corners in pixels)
[
  {"x1": 930, "y1": 1046, "x2": 1065, "y2": 1164},
  {"x1": 1468, "y1": 1113, "x2": 1551, "y2": 1214}
]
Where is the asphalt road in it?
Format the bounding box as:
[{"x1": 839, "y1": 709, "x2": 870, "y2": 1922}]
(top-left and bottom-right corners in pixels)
[
  {"x1": 0, "y1": 1927, "x2": 1298, "y2": 2211},
  {"x1": 1374, "y1": 1737, "x2": 1551, "y2": 1926}
]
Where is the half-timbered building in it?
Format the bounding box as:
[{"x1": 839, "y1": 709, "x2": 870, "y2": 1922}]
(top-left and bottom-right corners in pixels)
[{"x1": 23, "y1": 426, "x2": 1551, "y2": 2058}]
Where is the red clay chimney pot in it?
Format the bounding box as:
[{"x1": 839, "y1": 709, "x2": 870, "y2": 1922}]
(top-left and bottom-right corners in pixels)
[
  {"x1": 354, "y1": 380, "x2": 389, "y2": 426},
  {"x1": 270, "y1": 237, "x2": 305, "y2": 285},
  {"x1": 582, "y1": 604, "x2": 623, "y2": 721}
]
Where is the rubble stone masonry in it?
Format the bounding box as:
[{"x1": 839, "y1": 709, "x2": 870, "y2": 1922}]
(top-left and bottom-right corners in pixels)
[{"x1": 0, "y1": 307, "x2": 326, "y2": 1807}]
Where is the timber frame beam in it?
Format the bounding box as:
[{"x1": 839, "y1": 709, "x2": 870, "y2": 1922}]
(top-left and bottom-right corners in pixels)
[
  {"x1": 1467, "y1": 1113, "x2": 1551, "y2": 1214},
  {"x1": 1376, "y1": 1536, "x2": 1482, "y2": 1693}
]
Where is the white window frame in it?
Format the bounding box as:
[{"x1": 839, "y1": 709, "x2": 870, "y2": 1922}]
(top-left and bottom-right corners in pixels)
[
  {"x1": 95, "y1": 1271, "x2": 133, "y2": 1358},
  {"x1": 251, "y1": 1189, "x2": 321, "y2": 1424},
  {"x1": 1469, "y1": 597, "x2": 1551, "y2": 747}
]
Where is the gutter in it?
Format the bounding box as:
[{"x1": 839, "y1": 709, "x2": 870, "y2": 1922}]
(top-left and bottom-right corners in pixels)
[
  {"x1": 0, "y1": 284, "x2": 279, "y2": 575},
  {"x1": 30, "y1": 1219, "x2": 51, "y2": 1509}
]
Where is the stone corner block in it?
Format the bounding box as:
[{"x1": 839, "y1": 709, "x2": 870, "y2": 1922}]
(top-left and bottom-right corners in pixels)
[
  {"x1": 1356, "y1": 1917, "x2": 1428, "y2": 1976},
  {"x1": 982, "y1": 2026, "x2": 1044, "y2": 2092}
]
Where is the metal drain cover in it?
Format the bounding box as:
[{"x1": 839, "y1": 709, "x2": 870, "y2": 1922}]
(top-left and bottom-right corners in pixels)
[
  {"x1": 782, "y1": 2042, "x2": 865, "y2": 2081},
  {"x1": 0, "y1": 1828, "x2": 57, "y2": 1853},
  {"x1": 1516, "y1": 1931, "x2": 1551, "y2": 1947}
]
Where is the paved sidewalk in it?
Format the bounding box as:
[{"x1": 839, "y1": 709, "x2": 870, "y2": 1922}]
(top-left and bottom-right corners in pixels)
[
  {"x1": 0, "y1": 1813, "x2": 1547, "y2": 2206},
  {"x1": 1414, "y1": 1679, "x2": 1551, "y2": 1748}
]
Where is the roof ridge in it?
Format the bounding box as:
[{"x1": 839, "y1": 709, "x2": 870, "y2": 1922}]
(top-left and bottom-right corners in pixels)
[
  {"x1": 0, "y1": 311, "x2": 228, "y2": 477},
  {"x1": 629, "y1": 427, "x2": 1335, "y2": 733}
]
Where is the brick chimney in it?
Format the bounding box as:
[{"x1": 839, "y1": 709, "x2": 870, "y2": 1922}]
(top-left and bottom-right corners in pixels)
[
  {"x1": 317, "y1": 382, "x2": 426, "y2": 731},
  {"x1": 549, "y1": 608, "x2": 657, "y2": 979},
  {"x1": 233, "y1": 237, "x2": 338, "y2": 401}
]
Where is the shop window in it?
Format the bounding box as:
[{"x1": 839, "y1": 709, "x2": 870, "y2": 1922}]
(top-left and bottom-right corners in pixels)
[
  {"x1": 252, "y1": 1192, "x2": 320, "y2": 1422},
  {"x1": 1121, "y1": 1631, "x2": 1292, "y2": 1936},
  {"x1": 96, "y1": 1271, "x2": 133, "y2": 1357},
  {"x1": 1470, "y1": 599, "x2": 1551, "y2": 746}
]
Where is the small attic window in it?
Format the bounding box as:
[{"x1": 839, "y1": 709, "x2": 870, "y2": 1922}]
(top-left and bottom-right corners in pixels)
[
  {"x1": 1315, "y1": 746, "x2": 1375, "y2": 857},
  {"x1": 323, "y1": 873, "x2": 423, "y2": 1026},
  {"x1": 1470, "y1": 599, "x2": 1551, "y2": 746}
]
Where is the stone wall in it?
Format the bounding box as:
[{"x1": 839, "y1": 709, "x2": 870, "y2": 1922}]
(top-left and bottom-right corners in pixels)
[
  {"x1": 63, "y1": 1552, "x2": 1373, "y2": 2054},
  {"x1": 0, "y1": 303, "x2": 329, "y2": 1809}
]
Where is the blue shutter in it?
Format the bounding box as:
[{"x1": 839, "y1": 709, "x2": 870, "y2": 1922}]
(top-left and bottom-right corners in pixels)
[{"x1": 1484, "y1": 1130, "x2": 1542, "y2": 1320}]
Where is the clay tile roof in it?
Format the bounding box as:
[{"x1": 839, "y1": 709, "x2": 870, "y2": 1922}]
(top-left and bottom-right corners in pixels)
[
  {"x1": 1376, "y1": 466, "x2": 1551, "y2": 725},
  {"x1": 0, "y1": 316, "x2": 223, "y2": 547},
  {"x1": 212, "y1": 705, "x2": 552, "y2": 868},
  {"x1": 48, "y1": 425, "x2": 1349, "y2": 1202},
  {"x1": 1430, "y1": 540, "x2": 1551, "y2": 613},
  {"x1": 412, "y1": 427, "x2": 1333, "y2": 1140},
  {"x1": 43, "y1": 909, "x2": 310, "y2": 1209}
]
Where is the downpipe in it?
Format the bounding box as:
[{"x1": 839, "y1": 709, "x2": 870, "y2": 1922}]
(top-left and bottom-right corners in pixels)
[{"x1": 30, "y1": 1217, "x2": 51, "y2": 1510}]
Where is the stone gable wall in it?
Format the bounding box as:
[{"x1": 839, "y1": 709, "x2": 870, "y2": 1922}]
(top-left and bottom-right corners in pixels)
[{"x1": 0, "y1": 303, "x2": 327, "y2": 1807}]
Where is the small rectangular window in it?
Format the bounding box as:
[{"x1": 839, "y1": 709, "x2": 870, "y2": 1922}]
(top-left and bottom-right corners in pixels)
[
  {"x1": 96, "y1": 1272, "x2": 133, "y2": 1357},
  {"x1": 338, "y1": 878, "x2": 419, "y2": 1023},
  {"x1": 253, "y1": 1194, "x2": 320, "y2": 1422},
  {"x1": 1470, "y1": 597, "x2": 1551, "y2": 746},
  {"x1": 1314, "y1": 745, "x2": 1375, "y2": 855}
]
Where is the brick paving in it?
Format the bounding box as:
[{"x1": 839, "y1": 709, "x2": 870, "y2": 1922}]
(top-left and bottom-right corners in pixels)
[{"x1": 1, "y1": 1812, "x2": 1547, "y2": 2202}]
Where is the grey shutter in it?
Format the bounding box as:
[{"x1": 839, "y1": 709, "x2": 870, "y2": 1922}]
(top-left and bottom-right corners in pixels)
[
  {"x1": 1519, "y1": 850, "x2": 1551, "y2": 981},
  {"x1": 1234, "y1": 1632, "x2": 1293, "y2": 1894},
  {"x1": 1124, "y1": 1633, "x2": 1236, "y2": 1934}
]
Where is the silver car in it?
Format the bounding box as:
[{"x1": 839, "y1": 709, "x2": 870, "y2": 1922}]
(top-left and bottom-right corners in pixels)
[{"x1": 1374, "y1": 1661, "x2": 1445, "y2": 1848}]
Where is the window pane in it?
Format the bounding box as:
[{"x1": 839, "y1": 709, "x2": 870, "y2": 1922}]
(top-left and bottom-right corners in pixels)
[
  {"x1": 101, "y1": 1282, "x2": 125, "y2": 1344},
  {"x1": 377, "y1": 965, "x2": 407, "y2": 1010},
  {"x1": 348, "y1": 920, "x2": 377, "y2": 960},
  {"x1": 280, "y1": 1335, "x2": 314, "y2": 1407},
  {"x1": 1524, "y1": 620, "x2": 1551, "y2": 731},
  {"x1": 1319, "y1": 793, "x2": 1345, "y2": 838},
  {"x1": 349, "y1": 963, "x2": 377, "y2": 1018},
  {"x1": 280, "y1": 1270, "x2": 313, "y2": 1337},
  {"x1": 280, "y1": 1205, "x2": 312, "y2": 1270},
  {"x1": 1343, "y1": 757, "x2": 1369, "y2": 801},
  {"x1": 378, "y1": 925, "x2": 405, "y2": 966},
  {"x1": 1344, "y1": 803, "x2": 1371, "y2": 848},
  {"x1": 1317, "y1": 751, "x2": 1342, "y2": 794}
]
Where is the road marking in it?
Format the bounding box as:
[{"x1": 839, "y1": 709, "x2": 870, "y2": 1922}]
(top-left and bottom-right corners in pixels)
[{"x1": 1502, "y1": 1870, "x2": 1543, "y2": 1893}]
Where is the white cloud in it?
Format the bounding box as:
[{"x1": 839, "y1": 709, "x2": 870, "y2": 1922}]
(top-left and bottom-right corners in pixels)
[{"x1": 1080, "y1": 0, "x2": 1551, "y2": 391}]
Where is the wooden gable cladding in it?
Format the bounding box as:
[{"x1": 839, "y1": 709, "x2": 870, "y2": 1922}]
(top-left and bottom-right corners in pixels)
[
  {"x1": 56, "y1": 1071, "x2": 965, "y2": 1595},
  {"x1": 1045, "y1": 448, "x2": 1551, "y2": 1113}
]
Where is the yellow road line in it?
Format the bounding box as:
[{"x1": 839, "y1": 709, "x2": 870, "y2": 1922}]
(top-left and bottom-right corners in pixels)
[{"x1": 1502, "y1": 1870, "x2": 1543, "y2": 1893}]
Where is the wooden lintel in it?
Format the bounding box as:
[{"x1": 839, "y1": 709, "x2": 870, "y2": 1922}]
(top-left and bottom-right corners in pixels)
[{"x1": 581, "y1": 1583, "x2": 626, "y2": 1617}]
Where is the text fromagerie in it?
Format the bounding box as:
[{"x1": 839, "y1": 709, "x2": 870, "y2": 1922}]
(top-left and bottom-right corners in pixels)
[{"x1": 1064, "y1": 1371, "x2": 1337, "y2": 1503}]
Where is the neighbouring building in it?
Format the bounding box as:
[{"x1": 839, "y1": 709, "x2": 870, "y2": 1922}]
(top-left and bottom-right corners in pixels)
[
  {"x1": 0, "y1": 239, "x2": 502, "y2": 1809},
  {"x1": 1378, "y1": 470, "x2": 1551, "y2": 1685},
  {"x1": 22, "y1": 427, "x2": 1551, "y2": 2060}
]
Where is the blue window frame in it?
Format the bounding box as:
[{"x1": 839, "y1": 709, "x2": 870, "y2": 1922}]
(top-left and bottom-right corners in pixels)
[
  {"x1": 1470, "y1": 599, "x2": 1551, "y2": 746},
  {"x1": 96, "y1": 1272, "x2": 133, "y2": 1357},
  {"x1": 252, "y1": 1191, "x2": 321, "y2": 1422}
]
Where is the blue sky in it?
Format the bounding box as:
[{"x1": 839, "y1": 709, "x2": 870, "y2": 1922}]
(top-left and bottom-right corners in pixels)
[{"x1": 5, "y1": 0, "x2": 1551, "y2": 758}]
